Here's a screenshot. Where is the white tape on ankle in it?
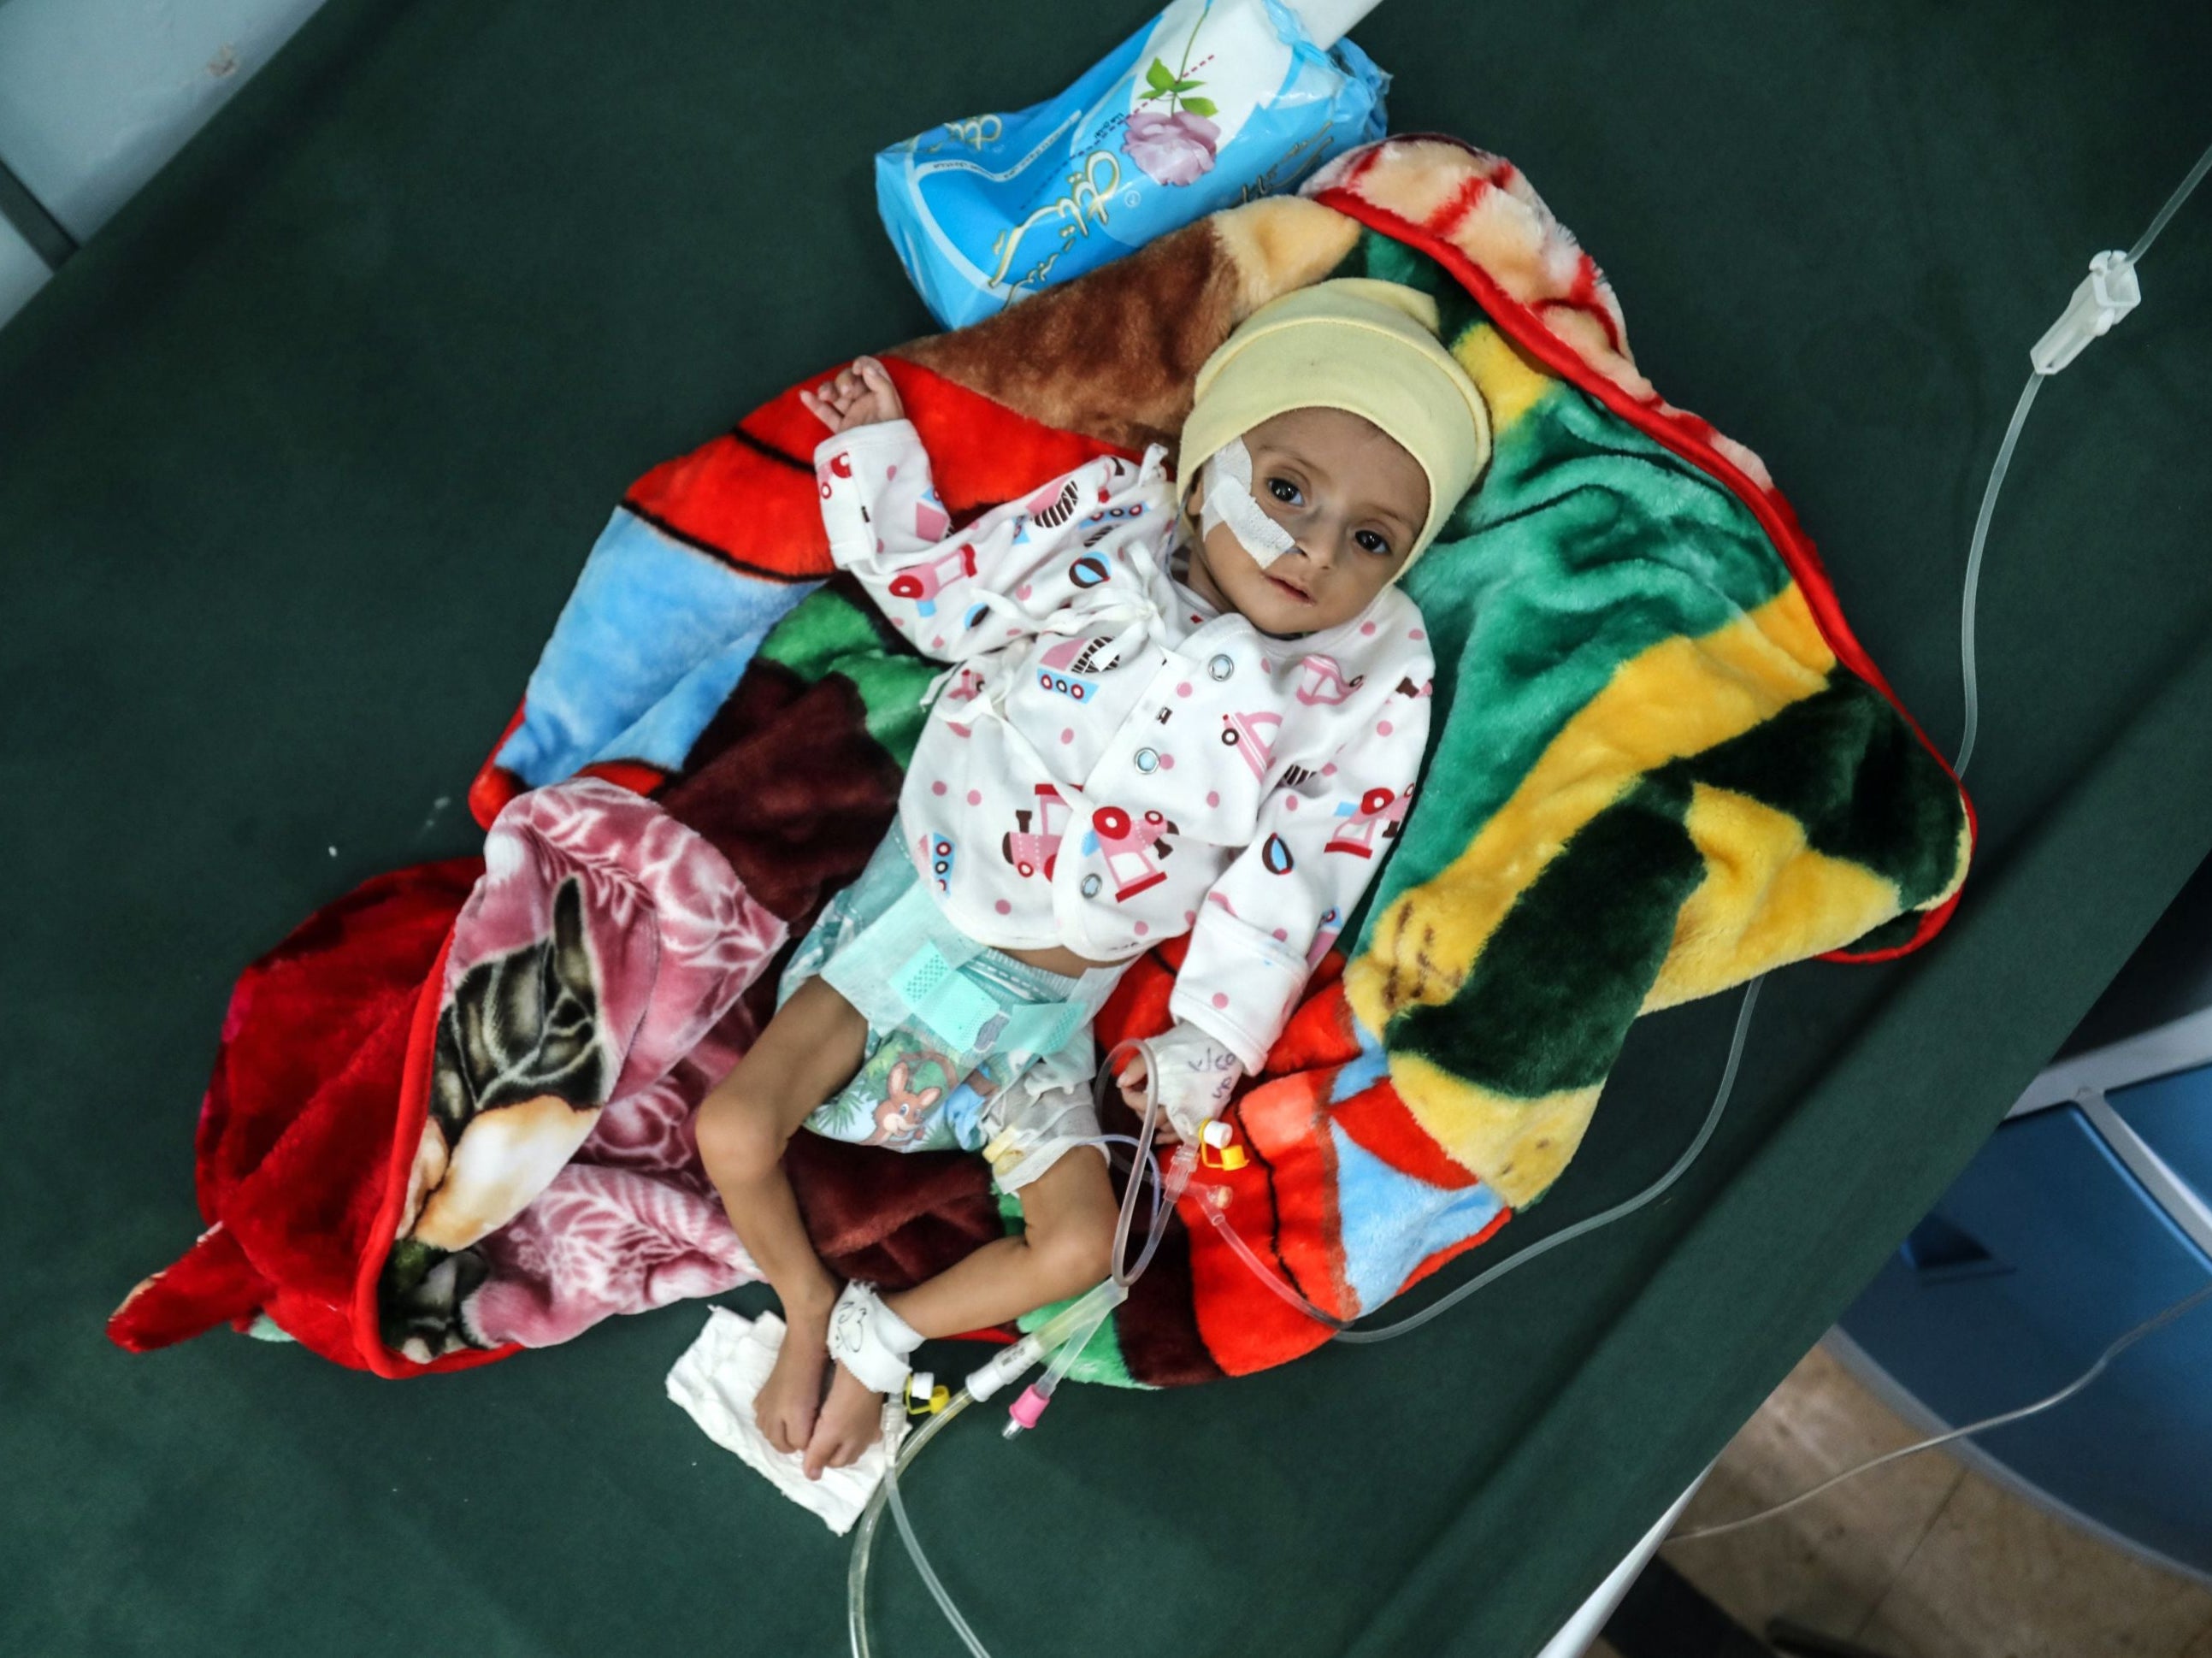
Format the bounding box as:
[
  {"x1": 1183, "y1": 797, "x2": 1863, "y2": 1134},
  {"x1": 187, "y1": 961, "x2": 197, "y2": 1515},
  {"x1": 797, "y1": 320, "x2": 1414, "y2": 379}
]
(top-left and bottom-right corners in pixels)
[
  {"x1": 827, "y1": 1281, "x2": 923, "y2": 1395},
  {"x1": 1199, "y1": 436, "x2": 1298, "y2": 569}
]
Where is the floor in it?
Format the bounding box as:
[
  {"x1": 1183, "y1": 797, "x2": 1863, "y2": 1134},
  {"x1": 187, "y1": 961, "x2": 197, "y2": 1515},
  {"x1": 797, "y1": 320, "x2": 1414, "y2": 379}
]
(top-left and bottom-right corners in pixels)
[{"x1": 1590, "y1": 1342, "x2": 2212, "y2": 1658}]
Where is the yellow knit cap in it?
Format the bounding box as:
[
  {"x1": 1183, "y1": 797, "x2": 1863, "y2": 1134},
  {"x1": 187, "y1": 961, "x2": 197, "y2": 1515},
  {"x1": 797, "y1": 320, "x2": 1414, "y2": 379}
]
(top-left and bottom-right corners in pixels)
[{"x1": 1176, "y1": 277, "x2": 1492, "y2": 572}]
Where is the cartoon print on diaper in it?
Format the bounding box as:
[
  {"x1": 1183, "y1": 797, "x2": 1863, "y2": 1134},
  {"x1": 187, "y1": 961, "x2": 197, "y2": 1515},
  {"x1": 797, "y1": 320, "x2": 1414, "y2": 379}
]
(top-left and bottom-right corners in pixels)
[
  {"x1": 1086, "y1": 805, "x2": 1177, "y2": 900},
  {"x1": 813, "y1": 1041, "x2": 965, "y2": 1151},
  {"x1": 888, "y1": 543, "x2": 978, "y2": 617},
  {"x1": 1035, "y1": 634, "x2": 1123, "y2": 701},
  {"x1": 1294, "y1": 655, "x2": 1364, "y2": 706},
  {"x1": 1395, "y1": 674, "x2": 1436, "y2": 699},
  {"x1": 1219, "y1": 710, "x2": 1283, "y2": 779},
  {"x1": 864, "y1": 1058, "x2": 943, "y2": 1148},
  {"x1": 1002, "y1": 784, "x2": 1070, "y2": 880},
  {"x1": 1326, "y1": 785, "x2": 1413, "y2": 859},
  {"x1": 918, "y1": 829, "x2": 956, "y2": 892}
]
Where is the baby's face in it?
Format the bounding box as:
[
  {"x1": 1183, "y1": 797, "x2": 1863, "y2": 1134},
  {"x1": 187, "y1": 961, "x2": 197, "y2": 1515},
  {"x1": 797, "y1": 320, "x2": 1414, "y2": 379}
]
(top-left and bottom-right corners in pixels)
[{"x1": 1183, "y1": 406, "x2": 1430, "y2": 637}]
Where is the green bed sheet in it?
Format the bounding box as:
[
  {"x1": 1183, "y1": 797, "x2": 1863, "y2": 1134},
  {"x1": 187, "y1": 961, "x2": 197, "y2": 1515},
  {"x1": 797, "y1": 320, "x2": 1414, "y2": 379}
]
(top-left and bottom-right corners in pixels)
[{"x1": 5, "y1": 2, "x2": 2209, "y2": 1653}]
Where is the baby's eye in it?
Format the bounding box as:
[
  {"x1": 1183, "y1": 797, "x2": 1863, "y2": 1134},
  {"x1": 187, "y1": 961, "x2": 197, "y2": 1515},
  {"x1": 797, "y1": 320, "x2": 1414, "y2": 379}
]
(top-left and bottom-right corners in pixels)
[
  {"x1": 1266, "y1": 478, "x2": 1303, "y2": 506},
  {"x1": 1355, "y1": 530, "x2": 1392, "y2": 557}
]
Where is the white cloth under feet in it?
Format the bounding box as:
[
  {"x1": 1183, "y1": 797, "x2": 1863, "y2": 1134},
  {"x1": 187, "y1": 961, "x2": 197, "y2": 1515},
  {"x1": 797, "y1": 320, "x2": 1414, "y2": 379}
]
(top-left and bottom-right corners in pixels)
[{"x1": 665, "y1": 1307, "x2": 910, "y2": 1536}]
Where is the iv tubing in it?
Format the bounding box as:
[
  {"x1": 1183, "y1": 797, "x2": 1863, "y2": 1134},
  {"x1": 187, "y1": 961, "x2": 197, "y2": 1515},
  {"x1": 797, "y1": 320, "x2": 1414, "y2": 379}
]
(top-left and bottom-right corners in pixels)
[
  {"x1": 1678, "y1": 131, "x2": 2212, "y2": 1537},
  {"x1": 1952, "y1": 372, "x2": 2038, "y2": 780},
  {"x1": 848, "y1": 132, "x2": 2212, "y2": 1651},
  {"x1": 1957, "y1": 136, "x2": 2212, "y2": 779},
  {"x1": 1672, "y1": 1278, "x2": 2212, "y2": 1543},
  {"x1": 1104, "y1": 1037, "x2": 1200, "y2": 1288},
  {"x1": 1200, "y1": 976, "x2": 1764, "y2": 1340},
  {"x1": 2128, "y1": 139, "x2": 2212, "y2": 266},
  {"x1": 847, "y1": 1034, "x2": 1189, "y2": 1658},
  {"x1": 847, "y1": 1392, "x2": 976, "y2": 1658}
]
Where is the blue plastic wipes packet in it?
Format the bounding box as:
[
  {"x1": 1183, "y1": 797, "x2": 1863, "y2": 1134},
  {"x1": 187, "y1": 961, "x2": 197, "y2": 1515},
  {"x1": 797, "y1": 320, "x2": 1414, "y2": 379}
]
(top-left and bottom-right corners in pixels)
[{"x1": 876, "y1": 0, "x2": 1389, "y2": 329}]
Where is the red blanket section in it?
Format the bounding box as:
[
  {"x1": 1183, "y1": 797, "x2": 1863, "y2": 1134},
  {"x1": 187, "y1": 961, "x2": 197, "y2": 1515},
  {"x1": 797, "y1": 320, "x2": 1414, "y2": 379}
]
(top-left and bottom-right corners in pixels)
[
  {"x1": 109, "y1": 861, "x2": 483, "y2": 1367},
  {"x1": 468, "y1": 361, "x2": 1129, "y2": 830},
  {"x1": 106, "y1": 858, "x2": 1031, "y2": 1373}
]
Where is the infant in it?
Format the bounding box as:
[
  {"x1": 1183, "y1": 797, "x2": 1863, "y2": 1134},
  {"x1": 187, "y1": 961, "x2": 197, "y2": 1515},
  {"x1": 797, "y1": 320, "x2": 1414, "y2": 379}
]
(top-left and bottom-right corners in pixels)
[{"x1": 693, "y1": 278, "x2": 1490, "y2": 1478}]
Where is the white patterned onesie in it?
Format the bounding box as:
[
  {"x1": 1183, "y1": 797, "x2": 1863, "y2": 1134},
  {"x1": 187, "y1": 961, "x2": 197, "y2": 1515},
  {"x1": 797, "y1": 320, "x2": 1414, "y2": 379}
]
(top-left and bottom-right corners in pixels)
[{"x1": 814, "y1": 417, "x2": 1434, "y2": 1073}]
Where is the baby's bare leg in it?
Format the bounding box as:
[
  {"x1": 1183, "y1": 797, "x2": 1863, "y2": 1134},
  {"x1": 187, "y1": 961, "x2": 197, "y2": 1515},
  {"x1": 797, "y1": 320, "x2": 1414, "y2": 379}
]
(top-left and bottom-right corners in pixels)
[
  {"x1": 805, "y1": 1146, "x2": 1119, "y2": 1477},
  {"x1": 888, "y1": 1146, "x2": 1118, "y2": 1338},
  {"x1": 694, "y1": 977, "x2": 870, "y2": 1454}
]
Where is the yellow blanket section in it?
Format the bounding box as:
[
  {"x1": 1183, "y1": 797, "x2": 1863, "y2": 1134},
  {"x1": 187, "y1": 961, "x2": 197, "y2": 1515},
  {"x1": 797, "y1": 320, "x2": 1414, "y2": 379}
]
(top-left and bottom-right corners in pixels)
[{"x1": 1347, "y1": 584, "x2": 1862, "y2": 1205}]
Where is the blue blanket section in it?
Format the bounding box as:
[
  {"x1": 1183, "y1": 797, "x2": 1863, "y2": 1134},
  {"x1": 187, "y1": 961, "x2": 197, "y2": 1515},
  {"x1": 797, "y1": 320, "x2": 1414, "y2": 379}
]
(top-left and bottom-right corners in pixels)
[
  {"x1": 1330, "y1": 1120, "x2": 1506, "y2": 1313},
  {"x1": 1328, "y1": 1024, "x2": 1392, "y2": 1104},
  {"x1": 493, "y1": 508, "x2": 818, "y2": 787}
]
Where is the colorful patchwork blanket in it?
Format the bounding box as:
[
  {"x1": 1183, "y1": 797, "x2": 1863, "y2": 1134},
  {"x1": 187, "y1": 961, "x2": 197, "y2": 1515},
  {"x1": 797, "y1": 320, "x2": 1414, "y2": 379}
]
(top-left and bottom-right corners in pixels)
[{"x1": 109, "y1": 135, "x2": 1972, "y2": 1387}]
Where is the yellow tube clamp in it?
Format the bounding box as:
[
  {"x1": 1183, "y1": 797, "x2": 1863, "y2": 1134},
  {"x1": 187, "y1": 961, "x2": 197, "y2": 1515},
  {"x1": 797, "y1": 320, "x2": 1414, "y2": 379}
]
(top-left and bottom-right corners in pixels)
[
  {"x1": 1200, "y1": 1120, "x2": 1248, "y2": 1171},
  {"x1": 905, "y1": 1371, "x2": 951, "y2": 1416}
]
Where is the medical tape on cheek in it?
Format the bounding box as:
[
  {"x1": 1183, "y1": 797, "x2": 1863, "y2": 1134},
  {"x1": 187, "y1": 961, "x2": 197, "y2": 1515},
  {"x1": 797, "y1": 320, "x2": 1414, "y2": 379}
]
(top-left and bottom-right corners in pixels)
[{"x1": 1198, "y1": 436, "x2": 1298, "y2": 570}]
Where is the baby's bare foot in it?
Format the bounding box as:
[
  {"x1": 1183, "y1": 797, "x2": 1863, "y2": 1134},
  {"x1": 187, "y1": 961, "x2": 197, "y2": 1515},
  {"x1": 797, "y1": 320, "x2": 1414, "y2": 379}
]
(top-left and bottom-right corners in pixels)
[
  {"x1": 755, "y1": 1307, "x2": 830, "y2": 1456},
  {"x1": 803, "y1": 1362, "x2": 887, "y2": 1481}
]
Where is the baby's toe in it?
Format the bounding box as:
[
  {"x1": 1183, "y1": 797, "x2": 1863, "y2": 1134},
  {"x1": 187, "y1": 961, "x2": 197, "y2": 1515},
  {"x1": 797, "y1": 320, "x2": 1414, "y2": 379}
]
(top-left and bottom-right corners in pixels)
[
  {"x1": 805, "y1": 1434, "x2": 851, "y2": 1480},
  {"x1": 835, "y1": 1414, "x2": 881, "y2": 1469}
]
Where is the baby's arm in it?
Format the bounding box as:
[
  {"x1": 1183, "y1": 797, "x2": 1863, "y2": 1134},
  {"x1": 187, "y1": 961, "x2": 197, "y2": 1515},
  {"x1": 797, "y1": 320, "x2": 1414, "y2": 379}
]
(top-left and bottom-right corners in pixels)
[
  {"x1": 805, "y1": 1119, "x2": 1117, "y2": 1476},
  {"x1": 806, "y1": 357, "x2": 1155, "y2": 663},
  {"x1": 1152, "y1": 661, "x2": 1436, "y2": 1122}
]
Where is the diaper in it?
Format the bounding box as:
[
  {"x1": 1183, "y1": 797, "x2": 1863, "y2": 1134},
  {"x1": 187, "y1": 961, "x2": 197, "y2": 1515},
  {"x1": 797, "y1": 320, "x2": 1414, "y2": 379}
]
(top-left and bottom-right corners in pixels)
[{"x1": 779, "y1": 829, "x2": 1122, "y2": 1191}]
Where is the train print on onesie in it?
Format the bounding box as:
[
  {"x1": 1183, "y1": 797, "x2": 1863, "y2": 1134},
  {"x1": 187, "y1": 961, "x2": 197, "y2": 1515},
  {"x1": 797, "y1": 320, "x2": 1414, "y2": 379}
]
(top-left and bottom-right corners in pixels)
[
  {"x1": 1083, "y1": 805, "x2": 1177, "y2": 901},
  {"x1": 1220, "y1": 710, "x2": 1283, "y2": 779},
  {"x1": 888, "y1": 542, "x2": 976, "y2": 617},
  {"x1": 1326, "y1": 783, "x2": 1413, "y2": 859},
  {"x1": 1002, "y1": 784, "x2": 1068, "y2": 881},
  {"x1": 1035, "y1": 634, "x2": 1124, "y2": 700},
  {"x1": 1293, "y1": 654, "x2": 1361, "y2": 706}
]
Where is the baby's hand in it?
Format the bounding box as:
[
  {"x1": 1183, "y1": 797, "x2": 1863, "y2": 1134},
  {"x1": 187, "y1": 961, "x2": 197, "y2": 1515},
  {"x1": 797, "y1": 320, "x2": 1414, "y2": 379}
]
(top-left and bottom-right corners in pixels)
[
  {"x1": 799, "y1": 355, "x2": 905, "y2": 434},
  {"x1": 1113, "y1": 1050, "x2": 1182, "y2": 1143},
  {"x1": 1119, "y1": 1024, "x2": 1244, "y2": 1145}
]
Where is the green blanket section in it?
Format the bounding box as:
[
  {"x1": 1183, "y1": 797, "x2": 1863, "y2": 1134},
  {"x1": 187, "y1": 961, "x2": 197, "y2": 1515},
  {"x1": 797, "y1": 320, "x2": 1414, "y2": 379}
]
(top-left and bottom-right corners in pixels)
[
  {"x1": 7, "y1": 1, "x2": 2209, "y2": 1655},
  {"x1": 758, "y1": 580, "x2": 937, "y2": 769},
  {"x1": 1326, "y1": 229, "x2": 1802, "y2": 951}
]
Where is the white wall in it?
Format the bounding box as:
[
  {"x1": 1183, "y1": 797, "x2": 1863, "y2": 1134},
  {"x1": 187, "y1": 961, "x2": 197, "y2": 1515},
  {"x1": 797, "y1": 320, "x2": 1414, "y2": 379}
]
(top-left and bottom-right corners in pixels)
[
  {"x1": 0, "y1": 0, "x2": 329, "y2": 330},
  {"x1": 0, "y1": 211, "x2": 48, "y2": 321}
]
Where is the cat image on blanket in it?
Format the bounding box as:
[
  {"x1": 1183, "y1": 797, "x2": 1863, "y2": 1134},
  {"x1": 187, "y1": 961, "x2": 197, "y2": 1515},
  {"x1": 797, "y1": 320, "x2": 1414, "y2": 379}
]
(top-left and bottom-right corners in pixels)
[
  {"x1": 690, "y1": 279, "x2": 1491, "y2": 1479},
  {"x1": 384, "y1": 876, "x2": 611, "y2": 1358}
]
